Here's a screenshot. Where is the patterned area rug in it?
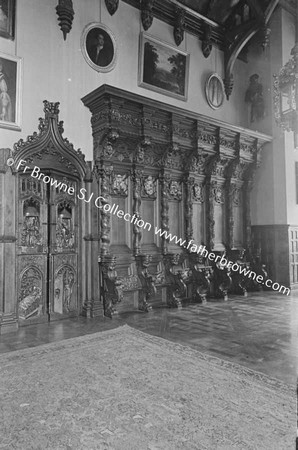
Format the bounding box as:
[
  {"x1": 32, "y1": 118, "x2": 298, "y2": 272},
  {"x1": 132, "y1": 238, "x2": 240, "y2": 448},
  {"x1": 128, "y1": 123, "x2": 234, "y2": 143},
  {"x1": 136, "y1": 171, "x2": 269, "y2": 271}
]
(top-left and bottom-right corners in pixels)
[{"x1": 0, "y1": 325, "x2": 294, "y2": 449}]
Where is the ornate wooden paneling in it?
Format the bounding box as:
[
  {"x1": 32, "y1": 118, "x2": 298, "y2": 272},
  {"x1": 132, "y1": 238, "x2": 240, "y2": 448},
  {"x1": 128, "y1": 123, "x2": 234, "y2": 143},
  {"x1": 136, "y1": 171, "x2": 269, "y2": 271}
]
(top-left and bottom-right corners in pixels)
[{"x1": 82, "y1": 84, "x2": 271, "y2": 309}]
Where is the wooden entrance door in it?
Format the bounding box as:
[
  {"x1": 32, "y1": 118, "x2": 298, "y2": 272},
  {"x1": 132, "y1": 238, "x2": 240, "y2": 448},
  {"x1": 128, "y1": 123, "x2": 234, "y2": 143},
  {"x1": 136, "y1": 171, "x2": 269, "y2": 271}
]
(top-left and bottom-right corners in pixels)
[{"x1": 17, "y1": 171, "x2": 79, "y2": 325}]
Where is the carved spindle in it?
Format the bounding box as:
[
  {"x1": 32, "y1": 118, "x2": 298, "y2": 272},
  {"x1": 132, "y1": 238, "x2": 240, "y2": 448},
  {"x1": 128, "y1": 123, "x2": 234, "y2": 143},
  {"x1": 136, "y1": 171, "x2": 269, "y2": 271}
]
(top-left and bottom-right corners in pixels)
[
  {"x1": 56, "y1": 0, "x2": 74, "y2": 41},
  {"x1": 174, "y1": 8, "x2": 185, "y2": 46}
]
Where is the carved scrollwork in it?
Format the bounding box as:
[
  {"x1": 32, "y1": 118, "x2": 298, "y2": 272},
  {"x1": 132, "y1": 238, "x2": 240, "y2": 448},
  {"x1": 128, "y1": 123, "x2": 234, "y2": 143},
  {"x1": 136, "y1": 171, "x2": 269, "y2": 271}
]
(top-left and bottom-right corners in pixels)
[{"x1": 189, "y1": 253, "x2": 212, "y2": 304}]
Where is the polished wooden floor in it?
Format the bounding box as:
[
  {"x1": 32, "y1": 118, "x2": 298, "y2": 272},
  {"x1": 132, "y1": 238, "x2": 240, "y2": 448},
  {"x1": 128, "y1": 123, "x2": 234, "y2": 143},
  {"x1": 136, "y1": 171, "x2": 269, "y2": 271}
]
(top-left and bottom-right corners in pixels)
[{"x1": 1, "y1": 291, "x2": 297, "y2": 385}]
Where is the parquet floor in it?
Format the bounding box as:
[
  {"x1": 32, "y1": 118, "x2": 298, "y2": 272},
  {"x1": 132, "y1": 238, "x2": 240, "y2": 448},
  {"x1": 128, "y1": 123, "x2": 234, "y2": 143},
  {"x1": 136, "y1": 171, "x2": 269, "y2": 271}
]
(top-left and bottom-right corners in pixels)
[{"x1": 0, "y1": 291, "x2": 297, "y2": 385}]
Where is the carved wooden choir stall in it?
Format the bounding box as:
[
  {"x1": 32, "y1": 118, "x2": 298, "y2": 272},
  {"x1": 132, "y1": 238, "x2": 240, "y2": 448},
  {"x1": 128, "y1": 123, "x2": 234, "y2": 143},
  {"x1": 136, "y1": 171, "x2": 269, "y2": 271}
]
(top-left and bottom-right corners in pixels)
[{"x1": 0, "y1": 86, "x2": 271, "y2": 332}]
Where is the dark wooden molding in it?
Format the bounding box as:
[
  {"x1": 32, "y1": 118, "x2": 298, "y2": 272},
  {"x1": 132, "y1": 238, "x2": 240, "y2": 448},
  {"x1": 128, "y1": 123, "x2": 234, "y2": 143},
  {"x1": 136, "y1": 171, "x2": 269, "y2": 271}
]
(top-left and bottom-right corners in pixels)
[{"x1": 82, "y1": 84, "x2": 272, "y2": 143}]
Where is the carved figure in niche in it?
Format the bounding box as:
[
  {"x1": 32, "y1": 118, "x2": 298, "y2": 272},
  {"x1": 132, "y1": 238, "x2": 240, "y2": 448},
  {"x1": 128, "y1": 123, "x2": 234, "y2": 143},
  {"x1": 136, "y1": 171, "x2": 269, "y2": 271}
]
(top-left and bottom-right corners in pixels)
[
  {"x1": 193, "y1": 183, "x2": 204, "y2": 202},
  {"x1": 63, "y1": 269, "x2": 74, "y2": 311},
  {"x1": 112, "y1": 174, "x2": 128, "y2": 196},
  {"x1": 56, "y1": 204, "x2": 74, "y2": 250},
  {"x1": 245, "y1": 74, "x2": 265, "y2": 122},
  {"x1": 22, "y1": 216, "x2": 42, "y2": 247},
  {"x1": 213, "y1": 186, "x2": 224, "y2": 204},
  {"x1": 143, "y1": 175, "x2": 155, "y2": 197},
  {"x1": 54, "y1": 266, "x2": 75, "y2": 314}
]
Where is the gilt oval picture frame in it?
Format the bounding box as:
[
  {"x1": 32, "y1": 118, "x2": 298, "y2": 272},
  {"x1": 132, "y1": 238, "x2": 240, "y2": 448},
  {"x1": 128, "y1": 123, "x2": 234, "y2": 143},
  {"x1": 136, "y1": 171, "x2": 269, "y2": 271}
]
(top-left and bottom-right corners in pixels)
[
  {"x1": 205, "y1": 73, "x2": 225, "y2": 110},
  {"x1": 81, "y1": 23, "x2": 117, "y2": 73}
]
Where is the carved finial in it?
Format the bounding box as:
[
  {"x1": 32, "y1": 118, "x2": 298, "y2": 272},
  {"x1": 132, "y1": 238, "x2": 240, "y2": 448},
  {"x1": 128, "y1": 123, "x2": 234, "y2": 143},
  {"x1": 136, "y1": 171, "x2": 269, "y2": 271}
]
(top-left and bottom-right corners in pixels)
[
  {"x1": 56, "y1": 0, "x2": 74, "y2": 41},
  {"x1": 105, "y1": 0, "x2": 119, "y2": 16},
  {"x1": 174, "y1": 8, "x2": 185, "y2": 46},
  {"x1": 43, "y1": 100, "x2": 60, "y2": 116},
  {"x1": 224, "y1": 73, "x2": 234, "y2": 100},
  {"x1": 202, "y1": 24, "x2": 213, "y2": 58},
  {"x1": 141, "y1": 0, "x2": 154, "y2": 31}
]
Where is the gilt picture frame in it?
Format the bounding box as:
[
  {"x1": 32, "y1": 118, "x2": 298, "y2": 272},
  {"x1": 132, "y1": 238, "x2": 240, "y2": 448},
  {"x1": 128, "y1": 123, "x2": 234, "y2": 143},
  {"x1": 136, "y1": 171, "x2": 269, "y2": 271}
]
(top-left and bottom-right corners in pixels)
[
  {"x1": 81, "y1": 23, "x2": 117, "y2": 73},
  {"x1": 0, "y1": 0, "x2": 15, "y2": 40},
  {"x1": 139, "y1": 33, "x2": 189, "y2": 101},
  {"x1": 0, "y1": 52, "x2": 22, "y2": 131}
]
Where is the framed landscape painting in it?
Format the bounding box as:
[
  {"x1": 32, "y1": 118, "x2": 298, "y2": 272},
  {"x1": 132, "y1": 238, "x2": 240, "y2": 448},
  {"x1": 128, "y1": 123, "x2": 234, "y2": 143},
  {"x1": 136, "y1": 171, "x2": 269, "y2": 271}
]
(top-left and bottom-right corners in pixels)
[
  {"x1": 139, "y1": 33, "x2": 189, "y2": 101},
  {"x1": 0, "y1": 0, "x2": 15, "y2": 40},
  {"x1": 0, "y1": 52, "x2": 22, "y2": 130}
]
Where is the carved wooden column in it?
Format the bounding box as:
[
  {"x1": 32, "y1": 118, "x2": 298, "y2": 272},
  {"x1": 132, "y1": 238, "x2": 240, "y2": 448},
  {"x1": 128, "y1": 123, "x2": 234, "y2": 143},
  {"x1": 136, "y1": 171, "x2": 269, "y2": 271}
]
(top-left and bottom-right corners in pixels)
[
  {"x1": 0, "y1": 149, "x2": 18, "y2": 333},
  {"x1": 81, "y1": 162, "x2": 103, "y2": 318},
  {"x1": 132, "y1": 168, "x2": 143, "y2": 256},
  {"x1": 159, "y1": 170, "x2": 170, "y2": 255}
]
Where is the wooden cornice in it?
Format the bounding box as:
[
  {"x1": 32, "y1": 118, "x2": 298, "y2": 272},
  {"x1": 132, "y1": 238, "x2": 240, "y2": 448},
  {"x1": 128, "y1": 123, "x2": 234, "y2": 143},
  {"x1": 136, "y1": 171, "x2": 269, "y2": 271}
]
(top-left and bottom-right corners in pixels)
[{"x1": 82, "y1": 84, "x2": 272, "y2": 144}]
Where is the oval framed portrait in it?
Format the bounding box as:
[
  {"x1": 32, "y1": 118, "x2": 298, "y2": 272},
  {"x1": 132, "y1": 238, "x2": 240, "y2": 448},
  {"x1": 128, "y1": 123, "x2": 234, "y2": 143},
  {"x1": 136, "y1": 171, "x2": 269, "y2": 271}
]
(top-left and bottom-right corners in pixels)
[
  {"x1": 205, "y1": 73, "x2": 225, "y2": 110},
  {"x1": 81, "y1": 23, "x2": 117, "y2": 73}
]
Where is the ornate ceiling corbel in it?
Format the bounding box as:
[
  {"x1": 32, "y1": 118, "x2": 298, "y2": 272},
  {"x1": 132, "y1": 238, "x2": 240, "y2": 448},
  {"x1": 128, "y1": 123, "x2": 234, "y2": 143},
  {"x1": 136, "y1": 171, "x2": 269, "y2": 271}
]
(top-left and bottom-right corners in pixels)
[
  {"x1": 201, "y1": 24, "x2": 213, "y2": 58},
  {"x1": 105, "y1": 0, "x2": 120, "y2": 16},
  {"x1": 56, "y1": 0, "x2": 74, "y2": 41},
  {"x1": 141, "y1": 0, "x2": 155, "y2": 31},
  {"x1": 174, "y1": 7, "x2": 185, "y2": 47}
]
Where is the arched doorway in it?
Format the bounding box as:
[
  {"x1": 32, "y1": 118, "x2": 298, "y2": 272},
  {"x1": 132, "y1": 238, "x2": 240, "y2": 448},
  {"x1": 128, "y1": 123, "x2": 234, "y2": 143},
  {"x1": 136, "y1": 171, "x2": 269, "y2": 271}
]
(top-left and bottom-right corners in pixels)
[{"x1": 14, "y1": 101, "x2": 88, "y2": 325}]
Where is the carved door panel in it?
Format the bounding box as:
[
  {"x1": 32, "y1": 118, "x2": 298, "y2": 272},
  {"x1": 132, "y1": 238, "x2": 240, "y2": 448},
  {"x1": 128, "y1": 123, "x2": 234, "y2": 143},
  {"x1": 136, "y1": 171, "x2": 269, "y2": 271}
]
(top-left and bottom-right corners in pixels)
[{"x1": 17, "y1": 172, "x2": 79, "y2": 325}]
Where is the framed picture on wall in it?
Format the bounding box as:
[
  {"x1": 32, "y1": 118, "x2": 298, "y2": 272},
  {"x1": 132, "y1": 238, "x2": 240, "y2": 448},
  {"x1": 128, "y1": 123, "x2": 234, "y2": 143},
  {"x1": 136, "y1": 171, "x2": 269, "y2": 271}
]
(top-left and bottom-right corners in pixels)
[
  {"x1": 138, "y1": 33, "x2": 190, "y2": 101},
  {"x1": 81, "y1": 23, "x2": 117, "y2": 73},
  {"x1": 205, "y1": 73, "x2": 225, "y2": 110},
  {"x1": 0, "y1": 0, "x2": 15, "y2": 40},
  {"x1": 0, "y1": 52, "x2": 22, "y2": 131}
]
